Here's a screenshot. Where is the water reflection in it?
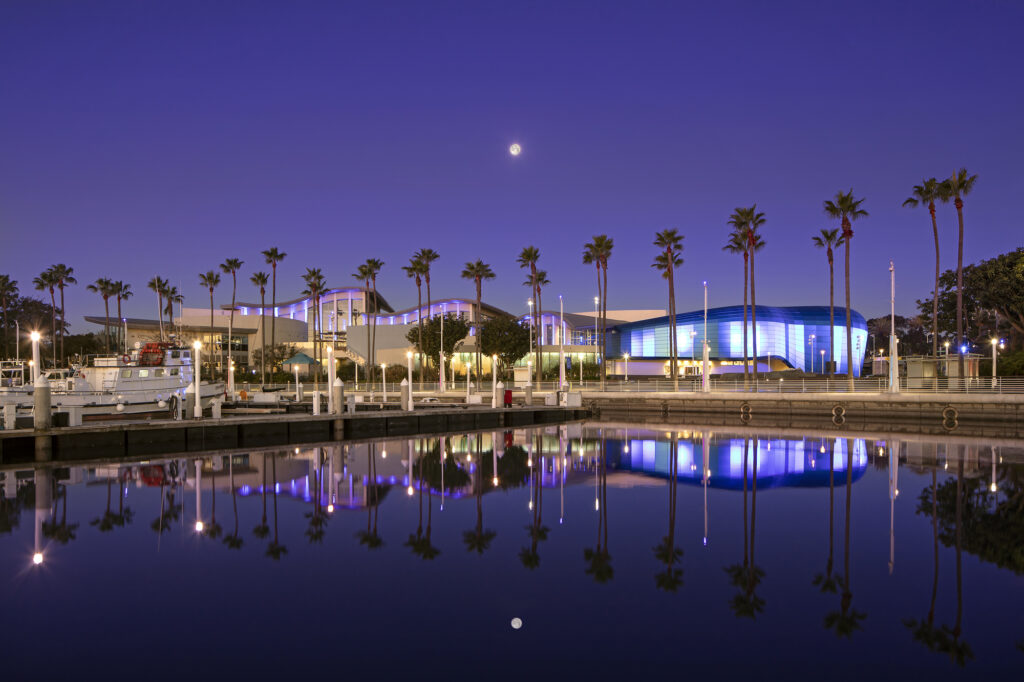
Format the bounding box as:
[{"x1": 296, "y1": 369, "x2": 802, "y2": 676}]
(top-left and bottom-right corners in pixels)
[{"x1": 2, "y1": 425, "x2": 1022, "y2": 672}]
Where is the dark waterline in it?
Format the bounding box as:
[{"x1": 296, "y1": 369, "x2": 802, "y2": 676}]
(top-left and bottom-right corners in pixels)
[{"x1": 2, "y1": 424, "x2": 1021, "y2": 677}]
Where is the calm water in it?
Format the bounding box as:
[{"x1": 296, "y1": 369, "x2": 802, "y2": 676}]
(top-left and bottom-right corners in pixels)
[{"x1": 2, "y1": 424, "x2": 1021, "y2": 677}]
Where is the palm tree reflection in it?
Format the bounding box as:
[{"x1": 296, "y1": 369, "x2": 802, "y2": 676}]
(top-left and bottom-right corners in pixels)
[
  {"x1": 204, "y1": 463, "x2": 223, "y2": 540},
  {"x1": 825, "y1": 438, "x2": 866, "y2": 637},
  {"x1": 812, "y1": 439, "x2": 839, "y2": 594},
  {"x1": 726, "y1": 437, "x2": 764, "y2": 618},
  {"x1": 223, "y1": 457, "x2": 244, "y2": 550},
  {"x1": 584, "y1": 433, "x2": 612, "y2": 583},
  {"x1": 305, "y1": 449, "x2": 329, "y2": 544},
  {"x1": 266, "y1": 453, "x2": 287, "y2": 560},
  {"x1": 520, "y1": 434, "x2": 548, "y2": 570},
  {"x1": 253, "y1": 454, "x2": 270, "y2": 540},
  {"x1": 653, "y1": 433, "x2": 682, "y2": 592},
  {"x1": 357, "y1": 443, "x2": 384, "y2": 550},
  {"x1": 407, "y1": 439, "x2": 440, "y2": 560},
  {"x1": 42, "y1": 478, "x2": 79, "y2": 545},
  {"x1": 463, "y1": 437, "x2": 496, "y2": 555}
]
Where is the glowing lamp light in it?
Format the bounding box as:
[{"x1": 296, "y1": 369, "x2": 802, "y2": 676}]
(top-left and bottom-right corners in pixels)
[
  {"x1": 492, "y1": 476, "x2": 498, "y2": 486},
  {"x1": 195, "y1": 521, "x2": 204, "y2": 533},
  {"x1": 406, "y1": 485, "x2": 414, "y2": 496},
  {"x1": 990, "y1": 482, "x2": 998, "y2": 493},
  {"x1": 30, "y1": 331, "x2": 41, "y2": 342},
  {"x1": 32, "y1": 552, "x2": 43, "y2": 565},
  {"x1": 327, "y1": 504, "x2": 335, "y2": 513},
  {"x1": 406, "y1": 351, "x2": 412, "y2": 359},
  {"x1": 193, "y1": 340, "x2": 202, "y2": 350},
  {"x1": 381, "y1": 449, "x2": 387, "y2": 458}
]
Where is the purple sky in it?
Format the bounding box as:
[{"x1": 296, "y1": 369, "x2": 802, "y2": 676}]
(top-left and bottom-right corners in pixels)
[{"x1": 2, "y1": 0, "x2": 1022, "y2": 331}]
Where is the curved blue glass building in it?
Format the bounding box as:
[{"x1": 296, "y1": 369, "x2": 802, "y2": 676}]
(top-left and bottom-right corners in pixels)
[{"x1": 606, "y1": 305, "x2": 868, "y2": 376}]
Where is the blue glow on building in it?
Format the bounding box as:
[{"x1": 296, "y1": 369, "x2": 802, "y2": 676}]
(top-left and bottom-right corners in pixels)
[{"x1": 607, "y1": 305, "x2": 868, "y2": 376}]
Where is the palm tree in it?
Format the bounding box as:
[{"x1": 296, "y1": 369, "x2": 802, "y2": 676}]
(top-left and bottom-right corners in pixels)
[
  {"x1": 353, "y1": 263, "x2": 373, "y2": 384},
  {"x1": 534, "y1": 270, "x2": 551, "y2": 381},
  {"x1": 902, "y1": 179, "x2": 942, "y2": 359},
  {"x1": 86, "y1": 278, "x2": 116, "y2": 353},
  {"x1": 198, "y1": 271, "x2": 221, "y2": 377},
  {"x1": 251, "y1": 272, "x2": 269, "y2": 385},
  {"x1": 723, "y1": 231, "x2": 750, "y2": 387},
  {"x1": 147, "y1": 276, "x2": 169, "y2": 342},
  {"x1": 460, "y1": 259, "x2": 495, "y2": 378},
  {"x1": 261, "y1": 248, "x2": 287, "y2": 348},
  {"x1": 113, "y1": 281, "x2": 132, "y2": 351},
  {"x1": 365, "y1": 259, "x2": 384, "y2": 384},
  {"x1": 49, "y1": 264, "x2": 75, "y2": 363},
  {"x1": 653, "y1": 230, "x2": 684, "y2": 390},
  {"x1": 812, "y1": 229, "x2": 845, "y2": 376},
  {"x1": 163, "y1": 285, "x2": 182, "y2": 336},
  {"x1": 824, "y1": 191, "x2": 868, "y2": 391},
  {"x1": 220, "y1": 258, "x2": 244, "y2": 375},
  {"x1": 32, "y1": 269, "x2": 59, "y2": 367},
  {"x1": 415, "y1": 248, "x2": 440, "y2": 340},
  {"x1": 729, "y1": 207, "x2": 765, "y2": 382},
  {"x1": 0, "y1": 275, "x2": 18, "y2": 358},
  {"x1": 302, "y1": 267, "x2": 326, "y2": 389},
  {"x1": 938, "y1": 169, "x2": 978, "y2": 382},
  {"x1": 517, "y1": 247, "x2": 542, "y2": 382},
  {"x1": 582, "y1": 236, "x2": 614, "y2": 390},
  {"x1": 403, "y1": 257, "x2": 428, "y2": 388}
]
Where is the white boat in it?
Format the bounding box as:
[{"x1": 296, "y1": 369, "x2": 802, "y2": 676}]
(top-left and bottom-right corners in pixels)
[{"x1": 0, "y1": 342, "x2": 224, "y2": 418}]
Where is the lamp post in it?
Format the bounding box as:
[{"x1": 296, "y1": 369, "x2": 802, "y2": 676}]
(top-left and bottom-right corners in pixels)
[
  {"x1": 623, "y1": 353, "x2": 629, "y2": 381},
  {"x1": 702, "y1": 281, "x2": 710, "y2": 393},
  {"x1": 29, "y1": 331, "x2": 41, "y2": 383},
  {"x1": 558, "y1": 294, "x2": 565, "y2": 390},
  {"x1": 491, "y1": 353, "x2": 498, "y2": 408},
  {"x1": 991, "y1": 338, "x2": 1002, "y2": 389},
  {"x1": 527, "y1": 298, "x2": 534, "y2": 359},
  {"x1": 820, "y1": 349, "x2": 825, "y2": 376},
  {"x1": 192, "y1": 340, "x2": 202, "y2": 419},
  {"x1": 381, "y1": 363, "x2": 387, "y2": 403},
  {"x1": 465, "y1": 357, "x2": 471, "y2": 402},
  {"x1": 809, "y1": 334, "x2": 816, "y2": 373},
  {"x1": 593, "y1": 296, "x2": 599, "y2": 371},
  {"x1": 406, "y1": 351, "x2": 413, "y2": 408},
  {"x1": 123, "y1": 318, "x2": 128, "y2": 354},
  {"x1": 440, "y1": 302, "x2": 446, "y2": 393},
  {"x1": 889, "y1": 260, "x2": 900, "y2": 394}
]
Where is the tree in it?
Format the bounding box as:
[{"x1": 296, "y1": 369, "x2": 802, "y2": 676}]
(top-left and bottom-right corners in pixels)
[
  {"x1": 220, "y1": 258, "x2": 244, "y2": 377},
  {"x1": 460, "y1": 259, "x2": 495, "y2": 378},
  {"x1": 0, "y1": 275, "x2": 18, "y2": 359},
  {"x1": 517, "y1": 246, "x2": 542, "y2": 383},
  {"x1": 301, "y1": 267, "x2": 326, "y2": 388},
  {"x1": 406, "y1": 313, "x2": 470, "y2": 364},
  {"x1": 723, "y1": 231, "x2": 750, "y2": 386},
  {"x1": 812, "y1": 228, "x2": 845, "y2": 375},
  {"x1": 729, "y1": 207, "x2": 765, "y2": 382},
  {"x1": 653, "y1": 230, "x2": 684, "y2": 390},
  {"x1": 86, "y1": 278, "x2": 116, "y2": 353},
  {"x1": 33, "y1": 269, "x2": 59, "y2": 367},
  {"x1": 163, "y1": 285, "x2": 182, "y2": 334},
  {"x1": 479, "y1": 315, "x2": 531, "y2": 378},
  {"x1": 582, "y1": 236, "x2": 613, "y2": 390},
  {"x1": 50, "y1": 264, "x2": 76, "y2": 364},
  {"x1": 403, "y1": 256, "x2": 428, "y2": 387},
  {"x1": 251, "y1": 272, "x2": 269, "y2": 384},
  {"x1": 198, "y1": 270, "x2": 221, "y2": 376},
  {"x1": 903, "y1": 178, "x2": 943, "y2": 358},
  {"x1": 938, "y1": 169, "x2": 979, "y2": 381},
  {"x1": 147, "y1": 276, "x2": 169, "y2": 342},
  {"x1": 353, "y1": 259, "x2": 384, "y2": 385},
  {"x1": 824, "y1": 190, "x2": 869, "y2": 390},
  {"x1": 415, "y1": 248, "x2": 440, "y2": 343},
  {"x1": 113, "y1": 281, "x2": 132, "y2": 351},
  {"x1": 261, "y1": 248, "x2": 286, "y2": 349}
]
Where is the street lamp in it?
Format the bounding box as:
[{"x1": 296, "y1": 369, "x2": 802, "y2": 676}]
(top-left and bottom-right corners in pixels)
[
  {"x1": 381, "y1": 363, "x2": 387, "y2": 403},
  {"x1": 809, "y1": 334, "x2": 816, "y2": 373},
  {"x1": 702, "y1": 281, "x2": 710, "y2": 393},
  {"x1": 991, "y1": 338, "x2": 1003, "y2": 389},
  {"x1": 623, "y1": 352, "x2": 630, "y2": 381},
  {"x1": 192, "y1": 340, "x2": 202, "y2": 419},
  {"x1": 558, "y1": 294, "x2": 565, "y2": 390},
  {"x1": 491, "y1": 353, "x2": 498, "y2": 408},
  {"x1": 593, "y1": 296, "x2": 599, "y2": 370},
  {"x1": 29, "y1": 331, "x2": 41, "y2": 383}
]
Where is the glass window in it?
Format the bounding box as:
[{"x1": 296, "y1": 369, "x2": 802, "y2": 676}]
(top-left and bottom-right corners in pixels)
[
  {"x1": 138, "y1": 369, "x2": 149, "y2": 378},
  {"x1": 154, "y1": 369, "x2": 165, "y2": 377},
  {"x1": 170, "y1": 368, "x2": 179, "y2": 376},
  {"x1": 171, "y1": 350, "x2": 180, "y2": 359},
  {"x1": 120, "y1": 369, "x2": 131, "y2": 378}
]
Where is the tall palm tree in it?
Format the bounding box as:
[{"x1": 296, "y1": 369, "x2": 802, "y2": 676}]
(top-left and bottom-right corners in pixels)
[
  {"x1": 251, "y1": 272, "x2": 269, "y2": 385},
  {"x1": 0, "y1": 275, "x2": 18, "y2": 359},
  {"x1": 220, "y1": 258, "x2": 244, "y2": 376},
  {"x1": 198, "y1": 271, "x2": 221, "y2": 377},
  {"x1": 147, "y1": 276, "x2": 169, "y2": 342},
  {"x1": 517, "y1": 247, "x2": 542, "y2": 382},
  {"x1": 163, "y1": 285, "x2": 182, "y2": 336},
  {"x1": 86, "y1": 278, "x2": 116, "y2": 353},
  {"x1": 460, "y1": 259, "x2": 495, "y2": 377},
  {"x1": 583, "y1": 236, "x2": 614, "y2": 390},
  {"x1": 353, "y1": 263, "x2": 373, "y2": 384},
  {"x1": 113, "y1": 281, "x2": 132, "y2": 351},
  {"x1": 32, "y1": 269, "x2": 59, "y2": 367},
  {"x1": 415, "y1": 247, "x2": 440, "y2": 327},
  {"x1": 403, "y1": 257, "x2": 428, "y2": 388},
  {"x1": 938, "y1": 169, "x2": 978, "y2": 382},
  {"x1": 261, "y1": 248, "x2": 287, "y2": 349},
  {"x1": 302, "y1": 268, "x2": 326, "y2": 389},
  {"x1": 824, "y1": 190, "x2": 868, "y2": 391},
  {"x1": 812, "y1": 229, "x2": 845, "y2": 376},
  {"x1": 50, "y1": 264, "x2": 76, "y2": 364},
  {"x1": 903, "y1": 179, "x2": 942, "y2": 358},
  {"x1": 723, "y1": 231, "x2": 750, "y2": 387},
  {"x1": 729, "y1": 207, "x2": 765, "y2": 382},
  {"x1": 653, "y1": 230, "x2": 684, "y2": 390}
]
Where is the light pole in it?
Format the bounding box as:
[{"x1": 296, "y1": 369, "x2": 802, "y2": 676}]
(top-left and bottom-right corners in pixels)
[
  {"x1": 809, "y1": 334, "x2": 816, "y2": 373},
  {"x1": 123, "y1": 318, "x2": 128, "y2": 354},
  {"x1": 527, "y1": 298, "x2": 534, "y2": 359},
  {"x1": 820, "y1": 349, "x2": 825, "y2": 376},
  {"x1": 991, "y1": 338, "x2": 1003, "y2": 389},
  {"x1": 889, "y1": 260, "x2": 900, "y2": 393},
  {"x1": 491, "y1": 353, "x2": 498, "y2": 407},
  {"x1": 30, "y1": 331, "x2": 41, "y2": 383},
  {"x1": 381, "y1": 363, "x2": 388, "y2": 403},
  {"x1": 406, "y1": 351, "x2": 413, "y2": 407},
  {"x1": 465, "y1": 357, "x2": 471, "y2": 402},
  {"x1": 593, "y1": 296, "x2": 599, "y2": 371},
  {"x1": 440, "y1": 303, "x2": 446, "y2": 393},
  {"x1": 623, "y1": 353, "x2": 629, "y2": 381},
  {"x1": 702, "y1": 281, "x2": 710, "y2": 393},
  {"x1": 558, "y1": 294, "x2": 565, "y2": 390},
  {"x1": 192, "y1": 340, "x2": 202, "y2": 419}
]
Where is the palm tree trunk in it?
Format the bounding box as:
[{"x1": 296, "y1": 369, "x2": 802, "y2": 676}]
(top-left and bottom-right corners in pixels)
[
  {"x1": 270, "y1": 264, "x2": 277, "y2": 349},
  {"x1": 103, "y1": 297, "x2": 111, "y2": 354},
  {"x1": 260, "y1": 292, "x2": 267, "y2": 385},
  {"x1": 828, "y1": 252, "x2": 835, "y2": 377},
  {"x1": 600, "y1": 264, "x2": 608, "y2": 391},
  {"x1": 228, "y1": 274, "x2": 236, "y2": 380},
  {"x1": 475, "y1": 281, "x2": 482, "y2": 379},
  {"x1": 59, "y1": 286, "x2": 66, "y2": 363},
  {"x1": 954, "y1": 456, "x2": 963, "y2": 637},
  {"x1": 750, "y1": 248, "x2": 758, "y2": 386},
  {"x1": 416, "y1": 281, "x2": 423, "y2": 391},
  {"x1": 157, "y1": 291, "x2": 164, "y2": 343},
  {"x1": 49, "y1": 287, "x2": 57, "y2": 367},
  {"x1": 743, "y1": 254, "x2": 749, "y2": 388},
  {"x1": 929, "y1": 204, "x2": 940, "y2": 359},
  {"x1": 364, "y1": 283, "x2": 371, "y2": 388},
  {"x1": 844, "y1": 227, "x2": 854, "y2": 392},
  {"x1": 209, "y1": 292, "x2": 214, "y2": 380},
  {"x1": 955, "y1": 200, "x2": 965, "y2": 382},
  {"x1": 669, "y1": 264, "x2": 678, "y2": 390}
]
